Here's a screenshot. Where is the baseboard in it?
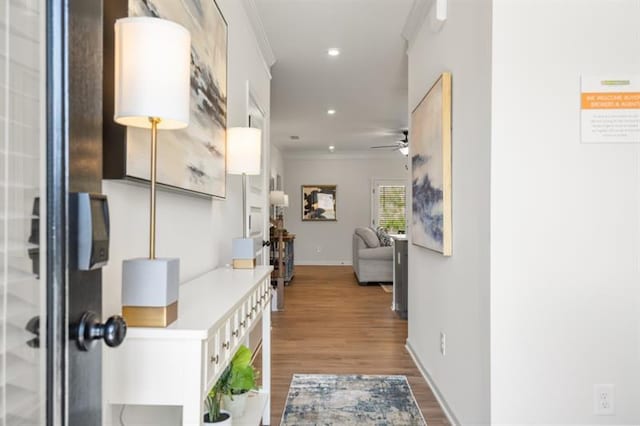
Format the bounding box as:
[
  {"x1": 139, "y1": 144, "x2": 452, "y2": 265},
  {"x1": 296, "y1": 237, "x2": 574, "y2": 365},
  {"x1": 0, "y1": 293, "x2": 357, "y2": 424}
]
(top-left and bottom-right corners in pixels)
[
  {"x1": 295, "y1": 260, "x2": 353, "y2": 266},
  {"x1": 405, "y1": 339, "x2": 460, "y2": 426}
]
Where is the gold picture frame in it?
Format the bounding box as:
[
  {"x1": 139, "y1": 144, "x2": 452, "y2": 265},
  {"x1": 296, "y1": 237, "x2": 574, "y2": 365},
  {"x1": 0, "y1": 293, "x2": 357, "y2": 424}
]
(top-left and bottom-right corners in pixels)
[
  {"x1": 301, "y1": 185, "x2": 337, "y2": 221},
  {"x1": 410, "y1": 72, "x2": 452, "y2": 255}
]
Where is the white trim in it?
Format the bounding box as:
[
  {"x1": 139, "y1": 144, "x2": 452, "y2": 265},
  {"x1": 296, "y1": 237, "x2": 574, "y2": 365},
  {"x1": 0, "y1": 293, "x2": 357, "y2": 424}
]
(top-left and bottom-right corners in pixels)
[
  {"x1": 401, "y1": 0, "x2": 432, "y2": 46},
  {"x1": 405, "y1": 339, "x2": 460, "y2": 426},
  {"x1": 241, "y1": 0, "x2": 276, "y2": 78},
  {"x1": 402, "y1": 375, "x2": 429, "y2": 426},
  {"x1": 283, "y1": 150, "x2": 404, "y2": 161},
  {"x1": 295, "y1": 260, "x2": 353, "y2": 266},
  {"x1": 245, "y1": 80, "x2": 270, "y2": 264}
]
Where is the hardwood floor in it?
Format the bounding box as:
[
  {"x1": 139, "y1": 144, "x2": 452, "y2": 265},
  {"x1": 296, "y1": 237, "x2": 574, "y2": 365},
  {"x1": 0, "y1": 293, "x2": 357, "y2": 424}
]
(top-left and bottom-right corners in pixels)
[{"x1": 266, "y1": 265, "x2": 449, "y2": 425}]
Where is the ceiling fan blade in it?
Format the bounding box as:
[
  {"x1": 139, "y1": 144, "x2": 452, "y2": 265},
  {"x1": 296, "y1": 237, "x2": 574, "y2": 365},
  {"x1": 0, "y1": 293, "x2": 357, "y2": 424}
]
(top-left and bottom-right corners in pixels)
[{"x1": 370, "y1": 145, "x2": 398, "y2": 149}]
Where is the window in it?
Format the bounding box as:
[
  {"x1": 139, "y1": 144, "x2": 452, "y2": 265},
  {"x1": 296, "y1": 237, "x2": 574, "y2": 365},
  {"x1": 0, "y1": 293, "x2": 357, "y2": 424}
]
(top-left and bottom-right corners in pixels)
[{"x1": 372, "y1": 180, "x2": 407, "y2": 233}]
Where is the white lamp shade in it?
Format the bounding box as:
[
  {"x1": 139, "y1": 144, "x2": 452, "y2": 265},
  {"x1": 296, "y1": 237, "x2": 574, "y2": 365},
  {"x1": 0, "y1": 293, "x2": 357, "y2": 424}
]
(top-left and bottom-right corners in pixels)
[
  {"x1": 270, "y1": 190, "x2": 285, "y2": 206},
  {"x1": 227, "y1": 127, "x2": 262, "y2": 175},
  {"x1": 114, "y1": 17, "x2": 191, "y2": 129},
  {"x1": 283, "y1": 194, "x2": 289, "y2": 208}
]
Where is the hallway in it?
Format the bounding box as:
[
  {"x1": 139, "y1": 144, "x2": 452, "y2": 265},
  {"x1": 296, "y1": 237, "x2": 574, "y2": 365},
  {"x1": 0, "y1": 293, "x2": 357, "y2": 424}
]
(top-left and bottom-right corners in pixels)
[{"x1": 269, "y1": 266, "x2": 449, "y2": 425}]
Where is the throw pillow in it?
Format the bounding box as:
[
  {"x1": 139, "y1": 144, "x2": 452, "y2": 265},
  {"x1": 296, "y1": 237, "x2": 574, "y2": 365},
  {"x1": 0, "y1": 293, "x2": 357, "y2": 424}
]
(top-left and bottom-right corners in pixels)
[
  {"x1": 376, "y1": 226, "x2": 393, "y2": 247},
  {"x1": 355, "y1": 227, "x2": 380, "y2": 248}
]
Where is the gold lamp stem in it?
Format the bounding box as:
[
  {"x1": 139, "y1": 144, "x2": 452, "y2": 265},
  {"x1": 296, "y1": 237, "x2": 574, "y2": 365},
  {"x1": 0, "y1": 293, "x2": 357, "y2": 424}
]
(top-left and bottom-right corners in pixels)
[{"x1": 149, "y1": 117, "x2": 161, "y2": 260}]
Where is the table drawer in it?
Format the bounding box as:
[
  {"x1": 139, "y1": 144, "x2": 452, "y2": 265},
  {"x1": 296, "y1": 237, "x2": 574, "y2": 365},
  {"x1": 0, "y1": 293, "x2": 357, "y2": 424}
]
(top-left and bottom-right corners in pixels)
[
  {"x1": 205, "y1": 329, "x2": 222, "y2": 390},
  {"x1": 230, "y1": 307, "x2": 242, "y2": 346},
  {"x1": 220, "y1": 318, "x2": 232, "y2": 364}
]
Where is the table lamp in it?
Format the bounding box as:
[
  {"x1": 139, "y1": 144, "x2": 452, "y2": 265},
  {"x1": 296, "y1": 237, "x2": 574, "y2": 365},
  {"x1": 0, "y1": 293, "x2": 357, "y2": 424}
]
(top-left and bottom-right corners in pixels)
[
  {"x1": 114, "y1": 17, "x2": 191, "y2": 327},
  {"x1": 228, "y1": 127, "x2": 262, "y2": 269},
  {"x1": 269, "y1": 190, "x2": 285, "y2": 217}
]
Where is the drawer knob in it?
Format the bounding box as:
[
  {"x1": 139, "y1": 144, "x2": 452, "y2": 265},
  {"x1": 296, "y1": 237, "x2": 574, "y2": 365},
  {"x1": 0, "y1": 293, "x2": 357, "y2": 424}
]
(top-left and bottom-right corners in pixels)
[
  {"x1": 232, "y1": 329, "x2": 239, "y2": 337},
  {"x1": 210, "y1": 354, "x2": 219, "y2": 364},
  {"x1": 240, "y1": 320, "x2": 246, "y2": 328},
  {"x1": 223, "y1": 341, "x2": 230, "y2": 350},
  {"x1": 252, "y1": 306, "x2": 257, "y2": 312}
]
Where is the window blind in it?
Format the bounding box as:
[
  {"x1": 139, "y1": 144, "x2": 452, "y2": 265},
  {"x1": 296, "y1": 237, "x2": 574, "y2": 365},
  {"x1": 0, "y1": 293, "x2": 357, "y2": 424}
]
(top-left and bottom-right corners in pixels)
[
  {"x1": 1, "y1": 1, "x2": 43, "y2": 424},
  {"x1": 376, "y1": 185, "x2": 406, "y2": 232}
]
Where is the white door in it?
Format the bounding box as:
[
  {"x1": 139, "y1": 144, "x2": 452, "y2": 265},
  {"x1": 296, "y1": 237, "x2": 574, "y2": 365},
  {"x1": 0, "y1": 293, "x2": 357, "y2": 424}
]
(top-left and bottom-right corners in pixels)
[{"x1": 246, "y1": 83, "x2": 269, "y2": 265}]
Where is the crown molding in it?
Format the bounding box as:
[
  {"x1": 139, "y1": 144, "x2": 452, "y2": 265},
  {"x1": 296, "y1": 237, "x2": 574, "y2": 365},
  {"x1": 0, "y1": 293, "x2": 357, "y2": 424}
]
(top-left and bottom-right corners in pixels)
[
  {"x1": 241, "y1": 0, "x2": 277, "y2": 77},
  {"x1": 401, "y1": 0, "x2": 433, "y2": 46},
  {"x1": 283, "y1": 150, "x2": 408, "y2": 161}
]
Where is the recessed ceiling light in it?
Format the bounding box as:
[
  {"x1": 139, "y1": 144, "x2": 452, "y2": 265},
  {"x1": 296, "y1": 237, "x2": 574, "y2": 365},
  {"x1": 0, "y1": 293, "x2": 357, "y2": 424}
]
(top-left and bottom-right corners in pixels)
[
  {"x1": 327, "y1": 109, "x2": 336, "y2": 115},
  {"x1": 327, "y1": 48, "x2": 340, "y2": 57},
  {"x1": 328, "y1": 145, "x2": 335, "y2": 152}
]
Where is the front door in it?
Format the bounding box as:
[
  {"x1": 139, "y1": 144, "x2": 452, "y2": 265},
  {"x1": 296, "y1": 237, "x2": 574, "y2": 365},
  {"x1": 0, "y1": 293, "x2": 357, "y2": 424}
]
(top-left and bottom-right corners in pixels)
[
  {"x1": 64, "y1": 0, "x2": 114, "y2": 424},
  {"x1": 2, "y1": 2, "x2": 125, "y2": 424}
]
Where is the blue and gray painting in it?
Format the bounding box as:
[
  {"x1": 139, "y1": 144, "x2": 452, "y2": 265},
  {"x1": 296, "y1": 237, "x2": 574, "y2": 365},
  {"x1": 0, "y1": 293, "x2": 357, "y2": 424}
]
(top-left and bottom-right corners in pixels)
[{"x1": 412, "y1": 154, "x2": 444, "y2": 248}]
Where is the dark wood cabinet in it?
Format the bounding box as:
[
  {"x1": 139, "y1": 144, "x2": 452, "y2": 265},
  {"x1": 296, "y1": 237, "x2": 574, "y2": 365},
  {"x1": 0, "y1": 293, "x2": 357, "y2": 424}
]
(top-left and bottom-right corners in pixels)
[{"x1": 393, "y1": 238, "x2": 408, "y2": 319}]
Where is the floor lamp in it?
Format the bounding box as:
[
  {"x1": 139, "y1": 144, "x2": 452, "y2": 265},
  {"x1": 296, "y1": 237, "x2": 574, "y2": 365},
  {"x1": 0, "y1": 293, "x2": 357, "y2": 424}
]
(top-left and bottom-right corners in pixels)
[
  {"x1": 114, "y1": 17, "x2": 191, "y2": 327},
  {"x1": 227, "y1": 127, "x2": 262, "y2": 269}
]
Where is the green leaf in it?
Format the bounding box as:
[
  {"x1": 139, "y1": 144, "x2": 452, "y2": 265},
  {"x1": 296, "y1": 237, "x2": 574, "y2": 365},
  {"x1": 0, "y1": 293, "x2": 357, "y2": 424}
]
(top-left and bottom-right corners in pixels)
[
  {"x1": 231, "y1": 345, "x2": 252, "y2": 369},
  {"x1": 229, "y1": 365, "x2": 255, "y2": 391}
]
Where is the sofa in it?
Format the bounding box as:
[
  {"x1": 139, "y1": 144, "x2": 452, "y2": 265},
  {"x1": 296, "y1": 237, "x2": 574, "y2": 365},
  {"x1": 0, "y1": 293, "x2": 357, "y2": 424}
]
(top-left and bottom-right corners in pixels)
[{"x1": 352, "y1": 227, "x2": 393, "y2": 285}]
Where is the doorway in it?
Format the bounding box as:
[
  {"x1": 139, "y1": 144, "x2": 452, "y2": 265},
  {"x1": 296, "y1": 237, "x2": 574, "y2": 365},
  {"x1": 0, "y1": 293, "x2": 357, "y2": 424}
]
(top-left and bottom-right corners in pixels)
[{"x1": 1, "y1": 1, "x2": 123, "y2": 424}]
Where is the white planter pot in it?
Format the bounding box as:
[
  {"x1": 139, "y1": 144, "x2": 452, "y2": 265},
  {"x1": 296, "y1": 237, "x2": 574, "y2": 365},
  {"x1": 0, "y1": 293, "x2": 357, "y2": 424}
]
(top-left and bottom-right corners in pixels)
[
  {"x1": 203, "y1": 409, "x2": 232, "y2": 425},
  {"x1": 222, "y1": 393, "x2": 248, "y2": 418}
]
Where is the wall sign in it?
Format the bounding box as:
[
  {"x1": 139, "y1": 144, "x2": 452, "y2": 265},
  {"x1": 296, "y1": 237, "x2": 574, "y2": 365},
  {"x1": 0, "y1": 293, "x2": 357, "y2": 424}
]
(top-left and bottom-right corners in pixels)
[{"x1": 581, "y1": 76, "x2": 640, "y2": 144}]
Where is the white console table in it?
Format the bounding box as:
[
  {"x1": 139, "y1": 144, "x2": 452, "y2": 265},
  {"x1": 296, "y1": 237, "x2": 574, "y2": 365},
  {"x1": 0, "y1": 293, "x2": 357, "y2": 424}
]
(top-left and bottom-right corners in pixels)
[{"x1": 106, "y1": 266, "x2": 273, "y2": 425}]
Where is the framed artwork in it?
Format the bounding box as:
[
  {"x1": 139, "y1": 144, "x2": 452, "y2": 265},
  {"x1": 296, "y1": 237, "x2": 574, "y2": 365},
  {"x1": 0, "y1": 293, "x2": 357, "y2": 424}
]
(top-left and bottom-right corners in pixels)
[
  {"x1": 302, "y1": 185, "x2": 337, "y2": 221},
  {"x1": 411, "y1": 72, "x2": 452, "y2": 255},
  {"x1": 103, "y1": 0, "x2": 228, "y2": 198}
]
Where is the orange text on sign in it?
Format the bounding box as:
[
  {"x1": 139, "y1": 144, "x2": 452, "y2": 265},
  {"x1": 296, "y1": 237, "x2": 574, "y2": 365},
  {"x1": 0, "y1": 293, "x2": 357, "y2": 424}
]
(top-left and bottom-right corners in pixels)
[{"x1": 581, "y1": 92, "x2": 640, "y2": 109}]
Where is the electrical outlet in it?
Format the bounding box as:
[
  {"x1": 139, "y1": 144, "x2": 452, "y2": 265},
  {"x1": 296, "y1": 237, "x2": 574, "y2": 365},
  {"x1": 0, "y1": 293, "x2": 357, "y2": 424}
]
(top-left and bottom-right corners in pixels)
[
  {"x1": 440, "y1": 332, "x2": 446, "y2": 356},
  {"x1": 316, "y1": 246, "x2": 322, "y2": 253},
  {"x1": 594, "y1": 384, "x2": 615, "y2": 415}
]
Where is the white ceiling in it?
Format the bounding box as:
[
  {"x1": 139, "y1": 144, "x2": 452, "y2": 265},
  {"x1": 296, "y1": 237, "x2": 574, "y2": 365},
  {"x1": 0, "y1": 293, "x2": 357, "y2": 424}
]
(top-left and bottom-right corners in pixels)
[{"x1": 254, "y1": 0, "x2": 413, "y2": 153}]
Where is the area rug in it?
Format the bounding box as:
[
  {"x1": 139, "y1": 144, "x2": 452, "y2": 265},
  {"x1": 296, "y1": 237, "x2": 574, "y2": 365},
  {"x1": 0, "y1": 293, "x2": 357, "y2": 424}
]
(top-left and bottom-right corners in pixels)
[
  {"x1": 380, "y1": 284, "x2": 393, "y2": 293},
  {"x1": 280, "y1": 374, "x2": 427, "y2": 426}
]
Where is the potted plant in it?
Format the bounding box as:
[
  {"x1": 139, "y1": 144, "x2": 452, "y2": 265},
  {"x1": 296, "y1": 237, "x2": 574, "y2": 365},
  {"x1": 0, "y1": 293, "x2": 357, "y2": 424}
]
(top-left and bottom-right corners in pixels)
[
  {"x1": 221, "y1": 345, "x2": 258, "y2": 418},
  {"x1": 204, "y1": 366, "x2": 232, "y2": 425}
]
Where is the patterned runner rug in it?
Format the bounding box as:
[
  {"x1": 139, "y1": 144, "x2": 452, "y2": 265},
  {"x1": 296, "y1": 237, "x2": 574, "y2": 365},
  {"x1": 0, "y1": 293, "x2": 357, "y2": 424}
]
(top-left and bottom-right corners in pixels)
[{"x1": 280, "y1": 374, "x2": 427, "y2": 426}]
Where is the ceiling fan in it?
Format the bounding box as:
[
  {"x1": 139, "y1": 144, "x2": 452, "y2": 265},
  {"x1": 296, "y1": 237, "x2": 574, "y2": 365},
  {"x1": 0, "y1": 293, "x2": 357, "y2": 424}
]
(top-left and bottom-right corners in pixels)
[{"x1": 370, "y1": 130, "x2": 409, "y2": 155}]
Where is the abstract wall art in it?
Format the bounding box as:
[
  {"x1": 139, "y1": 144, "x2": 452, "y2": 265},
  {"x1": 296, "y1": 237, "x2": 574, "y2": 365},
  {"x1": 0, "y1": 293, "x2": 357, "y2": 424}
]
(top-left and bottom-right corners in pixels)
[
  {"x1": 302, "y1": 185, "x2": 337, "y2": 221},
  {"x1": 410, "y1": 72, "x2": 452, "y2": 255},
  {"x1": 103, "y1": 0, "x2": 228, "y2": 197}
]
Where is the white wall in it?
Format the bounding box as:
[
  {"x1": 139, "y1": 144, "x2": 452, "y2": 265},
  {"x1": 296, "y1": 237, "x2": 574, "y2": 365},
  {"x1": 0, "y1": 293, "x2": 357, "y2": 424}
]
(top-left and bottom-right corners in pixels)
[
  {"x1": 406, "y1": 0, "x2": 492, "y2": 423},
  {"x1": 102, "y1": 0, "x2": 271, "y2": 423},
  {"x1": 490, "y1": 0, "x2": 640, "y2": 423},
  {"x1": 283, "y1": 154, "x2": 407, "y2": 265}
]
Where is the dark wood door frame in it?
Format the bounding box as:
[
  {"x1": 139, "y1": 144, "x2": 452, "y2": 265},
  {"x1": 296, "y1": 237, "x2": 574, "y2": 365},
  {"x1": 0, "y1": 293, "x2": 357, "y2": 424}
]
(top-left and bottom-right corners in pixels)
[
  {"x1": 46, "y1": 1, "x2": 69, "y2": 424},
  {"x1": 46, "y1": 1, "x2": 105, "y2": 424}
]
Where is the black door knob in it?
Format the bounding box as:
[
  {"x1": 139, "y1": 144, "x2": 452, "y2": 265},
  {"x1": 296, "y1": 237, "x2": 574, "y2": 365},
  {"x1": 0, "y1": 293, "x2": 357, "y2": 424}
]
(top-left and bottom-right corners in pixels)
[
  {"x1": 72, "y1": 311, "x2": 127, "y2": 351},
  {"x1": 25, "y1": 316, "x2": 40, "y2": 348}
]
